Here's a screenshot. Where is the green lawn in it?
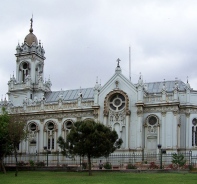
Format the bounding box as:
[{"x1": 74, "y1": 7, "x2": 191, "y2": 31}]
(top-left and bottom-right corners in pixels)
[{"x1": 0, "y1": 171, "x2": 196, "y2": 184}]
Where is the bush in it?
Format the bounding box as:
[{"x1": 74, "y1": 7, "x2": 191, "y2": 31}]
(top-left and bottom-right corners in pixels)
[
  {"x1": 148, "y1": 162, "x2": 159, "y2": 169},
  {"x1": 36, "y1": 161, "x2": 45, "y2": 167},
  {"x1": 168, "y1": 163, "x2": 178, "y2": 170},
  {"x1": 126, "y1": 163, "x2": 137, "y2": 169},
  {"x1": 172, "y1": 153, "x2": 186, "y2": 169},
  {"x1": 17, "y1": 161, "x2": 28, "y2": 166},
  {"x1": 29, "y1": 160, "x2": 35, "y2": 167},
  {"x1": 104, "y1": 162, "x2": 112, "y2": 169},
  {"x1": 188, "y1": 165, "x2": 194, "y2": 171},
  {"x1": 62, "y1": 164, "x2": 68, "y2": 168},
  {"x1": 82, "y1": 162, "x2": 87, "y2": 169}
]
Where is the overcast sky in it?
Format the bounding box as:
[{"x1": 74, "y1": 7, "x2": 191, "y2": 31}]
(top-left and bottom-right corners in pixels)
[{"x1": 1, "y1": 0, "x2": 197, "y2": 99}]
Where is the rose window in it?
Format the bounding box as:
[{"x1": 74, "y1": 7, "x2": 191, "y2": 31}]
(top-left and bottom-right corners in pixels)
[
  {"x1": 109, "y1": 93, "x2": 125, "y2": 111},
  {"x1": 148, "y1": 116, "x2": 157, "y2": 126}
]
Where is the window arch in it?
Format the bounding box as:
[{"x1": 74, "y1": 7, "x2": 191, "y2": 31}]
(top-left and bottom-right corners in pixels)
[
  {"x1": 63, "y1": 119, "x2": 74, "y2": 130},
  {"x1": 103, "y1": 90, "x2": 130, "y2": 116},
  {"x1": 192, "y1": 118, "x2": 197, "y2": 146},
  {"x1": 145, "y1": 115, "x2": 159, "y2": 134},
  {"x1": 44, "y1": 121, "x2": 57, "y2": 150},
  {"x1": 27, "y1": 122, "x2": 39, "y2": 146},
  {"x1": 19, "y1": 61, "x2": 30, "y2": 82}
]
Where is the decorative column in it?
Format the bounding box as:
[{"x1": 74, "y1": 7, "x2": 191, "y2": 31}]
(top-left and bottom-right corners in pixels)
[
  {"x1": 44, "y1": 131, "x2": 47, "y2": 149},
  {"x1": 54, "y1": 131, "x2": 57, "y2": 150},
  {"x1": 136, "y1": 106, "x2": 143, "y2": 149},
  {"x1": 58, "y1": 118, "x2": 62, "y2": 138},
  {"x1": 186, "y1": 111, "x2": 190, "y2": 149},
  {"x1": 157, "y1": 125, "x2": 160, "y2": 146},
  {"x1": 103, "y1": 110, "x2": 108, "y2": 126},
  {"x1": 125, "y1": 110, "x2": 130, "y2": 149},
  {"x1": 161, "y1": 111, "x2": 166, "y2": 148},
  {"x1": 36, "y1": 131, "x2": 39, "y2": 152},
  {"x1": 173, "y1": 109, "x2": 179, "y2": 149},
  {"x1": 177, "y1": 123, "x2": 181, "y2": 148}
]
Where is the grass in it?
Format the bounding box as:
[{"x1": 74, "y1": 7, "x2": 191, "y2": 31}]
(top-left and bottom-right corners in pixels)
[{"x1": 0, "y1": 171, "x2": 196, "y2": 184}]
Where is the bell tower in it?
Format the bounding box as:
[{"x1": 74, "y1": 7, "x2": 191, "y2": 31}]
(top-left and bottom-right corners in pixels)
[{"x1": 7, "y1": 18, "x2": 51, "y2": 106}]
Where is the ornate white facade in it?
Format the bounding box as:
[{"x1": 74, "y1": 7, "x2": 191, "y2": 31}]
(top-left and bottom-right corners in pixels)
[{"x1": 1, "y1": 21, "x2": 197, "y2": 155}]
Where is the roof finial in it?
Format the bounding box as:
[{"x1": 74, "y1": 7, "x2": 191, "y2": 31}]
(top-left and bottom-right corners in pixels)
[
  {"x1": 187, "y1": 76, "x2": 189, "y2": 83},
  {"x1": 30, "y1": 15, "x2": 33, "y2": 33},
  {"x1": 117, "y1": 58, "x2": 121, "y2": 67}
]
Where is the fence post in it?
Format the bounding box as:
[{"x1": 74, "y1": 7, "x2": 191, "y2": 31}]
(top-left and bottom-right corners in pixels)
[{"x1": 189, "y1": 150, "x2": 192, "y2": 166}]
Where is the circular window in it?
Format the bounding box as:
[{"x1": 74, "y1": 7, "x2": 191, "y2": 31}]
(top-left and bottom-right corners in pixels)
[
  {"x1": 148, "y1": 116, "x2": 157, "y2": 125},
  {"x1": 30, "y1": 123, "x2": 36, "y2": 131},
  {"x1": 192, "y1": 118, "x2": 197, "y2": 126},
  {"x1": 65, "y1": 121, "x2": 73, "y2": 129},
  {"x1": 109, "y1": 93, "x2": 125, "y2": 111},
  {"x1": 48, "y1": 122, "x2": 54, "y2": 130}
]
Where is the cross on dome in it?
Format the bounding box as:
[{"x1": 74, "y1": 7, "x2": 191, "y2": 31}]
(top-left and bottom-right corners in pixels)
[{"x1": 117, "y1": 58, "x2": 121, "y2": 67}]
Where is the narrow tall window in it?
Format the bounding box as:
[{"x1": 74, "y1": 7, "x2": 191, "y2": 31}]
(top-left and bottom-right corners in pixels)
[{"x1": 47, "y1": 122, "x2": 55, "y2": 150}]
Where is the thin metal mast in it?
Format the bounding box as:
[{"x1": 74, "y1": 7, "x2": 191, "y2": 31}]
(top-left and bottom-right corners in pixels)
[{"x1": 129, "y1": 46, "x2": 131, "y2": 81}]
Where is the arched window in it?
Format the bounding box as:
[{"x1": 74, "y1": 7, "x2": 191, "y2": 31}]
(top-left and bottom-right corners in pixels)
[
  {"x1": 146, "y1": 115, "x2": 159, "y2": 134},
  {"x1": 28, "y1": 122, "x2": 38, "y2": 146},
  {"x1": 192, "y1": 118, "x2": 197, "y2": 146},
  {"x1": 46, "y1": 121, "x2": 55, "y2": 150},
  {"x1": 65, "y1": 120, "x2": 73, "y2": 130},
  {"x1": 21, "y1": 62, "x2": 29, "y2": 82}
]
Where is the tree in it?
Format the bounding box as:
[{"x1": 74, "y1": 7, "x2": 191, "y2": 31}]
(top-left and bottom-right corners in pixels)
[
  {"x1": 8, "y1": 114, "x2": 27, "y2": 176},
  {"x1": 57, "y1": 120, "x2": 123, "y2": 176},
  {"x1": 0, "y1": 108, "x2": 11, "y2": 174}
]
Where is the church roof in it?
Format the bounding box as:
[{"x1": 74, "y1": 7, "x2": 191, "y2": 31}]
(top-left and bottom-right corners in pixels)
[
  {"x1": 45, "y1": 80, "x2": 188, "y2": 103},
  {"x1": 145, "y1": 80, "x2": 187, "y2": 93},
  {"x1": 45, "y1": 88, "x2": 94, "y2": 103}
]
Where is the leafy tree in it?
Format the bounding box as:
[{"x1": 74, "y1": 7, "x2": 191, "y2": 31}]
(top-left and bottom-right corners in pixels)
[
  {"x1": 0, "y1": 108, "x2": 12, "y2": 174},
  {"x1": 57, "y1": 120, "x2": 123, "y2": 176},
  {"x1": 8, "y1": 114, "x2": 27, "y2": 176},
  {"x1": 172, "y1": 153, "x2": 186, "y2": 170}
]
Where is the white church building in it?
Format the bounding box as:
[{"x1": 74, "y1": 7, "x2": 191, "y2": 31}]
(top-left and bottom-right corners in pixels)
[{"x1": 1, "y1": 20, "x2": 197, "y2": 156}]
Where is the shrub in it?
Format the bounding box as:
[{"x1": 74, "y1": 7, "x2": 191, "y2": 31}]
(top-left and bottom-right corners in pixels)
[
  {"x1": 29, "y1": 160, "x2": 35, "y2": 167},
  {"x1": 104, "y1": 162, "x2": 112, "y2": 169},
  {"x1": 172, "y1": 153, "x2": 186, "y2": 169},
  {"x1": 148, "y1": 162, "x2": 159, "y2": 169},
  {"x1": 188, "y1": 165, "x2": 194, "y2": 171},
  {"x1": 168, "y1": 163, "x2": 178, "y2": 170},
  {"x1": 82, "y1": 162, "x2": 87, "y2": 169},
  {"x1": 126, "y1": 163, "x2": 137, "y2": 169},
  {"x1": 17, "y1": 161, "x2": 27, "y2": 166},
  {"x1": 36, "y1": 161, "x2": 45, "y2": 167},
  {"x1": 62, "y1": 164, "x2": 68, "y2": 168}
]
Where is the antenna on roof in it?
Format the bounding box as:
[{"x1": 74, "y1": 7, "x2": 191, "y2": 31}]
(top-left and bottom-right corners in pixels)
[{"x1": 129, "y1": 46, "x2": 131, "y2": 81}]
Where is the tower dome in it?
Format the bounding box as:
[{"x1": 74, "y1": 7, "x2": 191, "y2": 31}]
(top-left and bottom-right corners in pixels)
[{"x1": 24, "y1": 18, "x2": 38, "y2": 46}]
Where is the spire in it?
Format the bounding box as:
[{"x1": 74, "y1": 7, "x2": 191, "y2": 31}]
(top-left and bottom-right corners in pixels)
[
  {"x1": 162, "y1": 79, "x2": 166, "y2": 91},
  {"x1": 94, "y1": 76, "x2": 100, "y2": 90},
  {"x1": 30, "y1": 15, "x2": 33, "y2": 33},
  {"x1": 186, "y1": 76, "x2": 191, "y2": 89},
  {"x1": 138, "y1": 72, "x2": 143, "y2": 85}
]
